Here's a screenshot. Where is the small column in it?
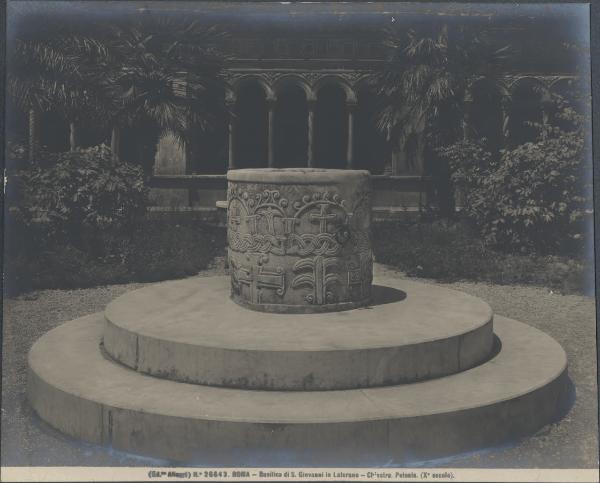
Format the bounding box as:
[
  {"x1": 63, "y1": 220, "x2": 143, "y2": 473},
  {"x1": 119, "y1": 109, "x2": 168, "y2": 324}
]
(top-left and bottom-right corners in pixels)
[
  {"x1": 226, "y1": 98, "x2": 236, "y2": 170},
  {"x1": 501, "y1": 96, "x2": 511, "y2": 143},
  {"x1": 346, "y1": 101, "x2": 356, "y2": 169},
  {"x1": 462, "y1": 91, "x2": 473, "y2": 142},
  {"x1": 541, "y1": 108, "x2": 549, "y2": 141},
  {"x1": 307, "y1": 99, "x2": 316, "y2": 167},
  {"x1": 267, "y1": 98, "x2": 276, "y2": 168},
  {"x1": 541, "y1": 87, "x2": 552, "y2": 141}
]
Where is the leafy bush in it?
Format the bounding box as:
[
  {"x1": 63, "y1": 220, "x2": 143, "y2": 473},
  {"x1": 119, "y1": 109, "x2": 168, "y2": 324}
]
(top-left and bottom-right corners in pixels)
[
  {"x1": 435, "y1": 139, "x2": 492, "y2": 211},
  {"x1": 6, "y1": 141, "x2": 27, "y2": 164},
  {"x1": 125, "y1": 220, "x2": 226, "y2": 282},
  {"x1": 373, "y1": 221, "x2": 590, "y2": 295},
  {"x1": 3, "y1": 143, "x2": 230, "y2": 296},
  {"x1": 437, "y1": 95, "x2": 590, "y2": 254},
  {"x1": 17, "y1": 144, "x2": 148, "y2": 252},
  {"x1": 5, "y1": 141, "x2": 58, "y2": 172},
  {"x1": 4, "y1": 219, "x2": 226, "y2": 296}
]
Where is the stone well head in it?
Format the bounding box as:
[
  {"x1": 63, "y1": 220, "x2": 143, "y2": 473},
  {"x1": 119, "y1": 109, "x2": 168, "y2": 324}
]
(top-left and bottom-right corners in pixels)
[{"x1": 227, "y1": 168, "x2": 373, "y2": 313}]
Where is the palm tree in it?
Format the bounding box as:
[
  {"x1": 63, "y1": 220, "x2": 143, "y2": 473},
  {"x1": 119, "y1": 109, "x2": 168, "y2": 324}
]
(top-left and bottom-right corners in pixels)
[
  {"x1": 7, "y1": 37, "x2": 75, "y2": 161},
  {"x1": 8, "y1": 12, "x2": 229, "y2": 172},
  {"x1": 91, "y1": 16, "x2": 229, "y2": 171},
  {"x1": 8, "y1": 20, "x2": 113, "y2": 160},
  {"x1": 371, "y1": 24, "x2": 511, "y2": 175}
]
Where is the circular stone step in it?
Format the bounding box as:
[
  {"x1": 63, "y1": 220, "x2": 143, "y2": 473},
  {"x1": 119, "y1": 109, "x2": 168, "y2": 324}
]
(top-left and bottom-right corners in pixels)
[
  {"x1": 103, "y1": 276, "x2": 494, "y2": 390},
  {"x1": 28, "y1": 314, "x2": 569, "y2": 465}
]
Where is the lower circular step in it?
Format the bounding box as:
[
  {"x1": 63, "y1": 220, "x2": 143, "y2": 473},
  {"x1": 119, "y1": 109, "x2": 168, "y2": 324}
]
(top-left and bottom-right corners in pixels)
[
  {"x1": 28, "y1": 314, "x2": 569, "y2": 465},
  {"x1": 103, "y1": 276, "x2": 494, "y2": 390}
]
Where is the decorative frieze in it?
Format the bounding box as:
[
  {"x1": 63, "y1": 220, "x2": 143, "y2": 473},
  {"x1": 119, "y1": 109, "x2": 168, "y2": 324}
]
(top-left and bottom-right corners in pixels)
[{"x1": 227, "y1": 168, "x2": 372, "y2": 313}]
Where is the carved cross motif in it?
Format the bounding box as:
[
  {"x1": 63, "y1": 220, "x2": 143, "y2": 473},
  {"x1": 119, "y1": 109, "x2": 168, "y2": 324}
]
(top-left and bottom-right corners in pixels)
[
  {"x1": 259, "y1": 207, "x2": 282, "y2": 235},
  {"x1": 245, "y1": 214, "x2": 260, "y2": 234},
  {"x1": 293, "y1": 255, "x2": 340, "y2": 305},
  {"x1": 310, "y1": 204, "x2": 337, "y2": 234},
  {"x1": 229, "y1": 206, "x2": 242, "y2": 230},
  {"x1": 348, "y1": 254, "x2": 372, "y2": 299},
  {"x1": 236, "y1": 264, "x2": 285, "y2": 304},
  {"x1": 282, "y1": 217, "x2": 299, "y2": 235}
]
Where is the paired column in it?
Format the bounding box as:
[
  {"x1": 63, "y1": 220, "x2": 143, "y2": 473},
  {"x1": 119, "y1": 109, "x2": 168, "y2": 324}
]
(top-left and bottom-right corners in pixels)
[
  {"x1": 226, "y1": 96, "x2": 236, "y2": 170},
  {"x1": 540, "y1": 87, "x2": 552, "y2": 141},
  {"x1": 267, "y1": 97, "x2": 276, "y2": 168},
  {"x1": 346, "y1": 101, "x2": 356, "y2": 169},
  {"x1": 462, "y1": 90, "x2": 473, "y2": 142},
  {"x1": 228, "y1": 90, "x2": 359, "y2": 170},
  {"x1": 500, "y1": 96, "x2": 511, "y2": 143},
  {"x1": 307, "y1": 99, "x2": 316, "y2": 167}
]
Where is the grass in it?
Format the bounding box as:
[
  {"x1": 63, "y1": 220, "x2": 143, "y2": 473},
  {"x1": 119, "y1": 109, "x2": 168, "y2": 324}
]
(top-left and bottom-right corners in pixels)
[{"x1": 373, "y1": 220, "x2": 593, "y2": 296}]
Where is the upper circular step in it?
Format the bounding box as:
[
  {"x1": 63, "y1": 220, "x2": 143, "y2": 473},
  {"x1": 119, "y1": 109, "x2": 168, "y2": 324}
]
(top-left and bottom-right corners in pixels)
[{"x1": 103, "y1": 275, "x2": 494, "y2": 390}]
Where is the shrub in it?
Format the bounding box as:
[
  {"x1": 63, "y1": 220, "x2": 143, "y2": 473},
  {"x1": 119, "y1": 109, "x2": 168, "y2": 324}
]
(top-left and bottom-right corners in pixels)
[
  {"x1": 435, "y1": 139, "x2": 493, "y2": 212},
  {"x1": 17, "y1": 144, "x2": 148, "y2": 253},
  {"x1": 373, "y1": 221, "x2": 590, "y2": 295},
  {"x1": 125, "y1": 220, "x2": 226, "y2": 282},
  {"x1": 437, "y1": 95, "x2": 590, "y2": 255},
  {"x1": 6, "y1": 141, "x2": 27, "y2": 165},
  {"x1": 4, "y1": 219, "x2": 226, "y2": 296},
  {"x1": 5, "y1": 141, "x2": 58, "y2": 173},
  {"x1": 374, "y1": 220, "x2": 493, "y2": 280},
  {"x1": 3, "y1": 144, "x2": 231, "y2": 296},
  {"x1": 476, "y1": 131, "x2": 588, "y2": 253}
]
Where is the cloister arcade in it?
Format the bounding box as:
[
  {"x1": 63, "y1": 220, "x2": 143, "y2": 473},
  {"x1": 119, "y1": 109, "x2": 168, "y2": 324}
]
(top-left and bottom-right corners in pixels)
[
  {"x1": 466, "y1": 75, "x2": 581, "y2": 153},
  {"x1": 22, "y1": 70, "x2": 581, "y2": 178},
  {"x1": 201, "y1": 70, "x2": 581, "y2": 177},
  {"x1": 225, "y1": 74, "x2": 364, "y2": 172}
]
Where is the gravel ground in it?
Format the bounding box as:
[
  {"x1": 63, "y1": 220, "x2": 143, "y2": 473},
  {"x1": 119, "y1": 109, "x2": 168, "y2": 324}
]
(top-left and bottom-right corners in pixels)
[{"x1": 1, "y1": 259, "x2": 598, "y2": 469}]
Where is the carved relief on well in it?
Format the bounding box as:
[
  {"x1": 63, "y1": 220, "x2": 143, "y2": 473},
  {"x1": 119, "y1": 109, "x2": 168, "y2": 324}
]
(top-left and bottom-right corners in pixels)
[{"x1": 227, "y1": 169, "x2": 373, "y2": 313}]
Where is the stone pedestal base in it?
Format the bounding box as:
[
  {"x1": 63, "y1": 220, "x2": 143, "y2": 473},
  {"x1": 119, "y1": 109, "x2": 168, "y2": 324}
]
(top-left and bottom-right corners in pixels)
[
  {"x1": 26, "y1": 270, "x2": 571, "y2": 464},
  {"x1": 28, "y1": 309, "x2": 569, "y2": 465}
]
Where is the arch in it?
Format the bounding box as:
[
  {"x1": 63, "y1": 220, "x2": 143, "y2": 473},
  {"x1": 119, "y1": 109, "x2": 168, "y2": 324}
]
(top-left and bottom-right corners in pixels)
[
  {"x1": 355, "y1": 84, "x2": 388, "y2": 174},
  {"x1": 273, "y1": 74, "x2": 314, "y2": 102},
  {"x1": 235, "y1": 81, "x2": 268, "y2": 168},
  {"x1": 353, "y1": 73, "x2": 375, "y2": 92},
  {"x1": 548, "y1": 76, "x2": 578, "y2": 91},
  {"x1": 549, "y1": 77, "x2": 580, "y2": 103},
  {"x1": 39, "y1": 110, "x2": 69, "y2": 153},
  {"x1": 274, "y1": 83, "x2": 309, "y2": 168},
  {"x1": 549, "y1": 77, "x2": 583, "y2": 131},
  {"x1": 232, "y1": 74, "x2": 275, "y2": 101},
  {"x1": 184, "y1": 84, "x2": 230, "y2": 174},
  {"x1": 314, "y1": 83, "x2": 348, "y2": 168},
  {"x1": 314, "y1": 75, "x2": 357, "y2": 104},
  {"x1": 509, "y1": 76, "x2": 552, "y2": 106},
  {"x1": 468, "y1": 78, "x2": 505, "y2": 154},
  {"x1": 507, "y1": 77, "x2": 548, "y2": 146},
  {"x1": 469, "y1": 76, "x2": 510, "y2": 99}
]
